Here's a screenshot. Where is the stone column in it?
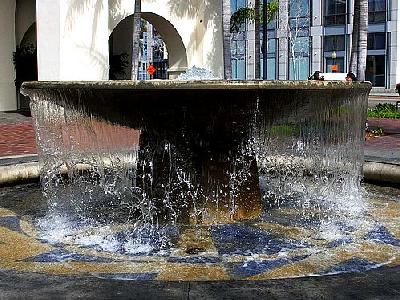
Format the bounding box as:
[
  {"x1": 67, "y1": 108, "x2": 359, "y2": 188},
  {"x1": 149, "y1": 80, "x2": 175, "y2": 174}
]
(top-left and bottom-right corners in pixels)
[
  {"x1": 37, "y1": 0, "x2": 109, "y2": 81},
  {"x1": 0, "y1": 0, "x2": 17, "y2": 111}
]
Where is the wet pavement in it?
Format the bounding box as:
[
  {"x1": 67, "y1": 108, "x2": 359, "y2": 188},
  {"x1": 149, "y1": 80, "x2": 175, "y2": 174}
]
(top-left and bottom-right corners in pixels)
[
  {"x1": 0, "y1": 183, "x2": 399, "y2": 299},
  {"x1": 0, "y1": 96, "x2": 399, "y2": 298},
  {"x1": 0, "y1": 266, "x2": 399, "y2": 299},
  {"x1": 0, "y1": 183, "x2": 399, "y2": 282}
]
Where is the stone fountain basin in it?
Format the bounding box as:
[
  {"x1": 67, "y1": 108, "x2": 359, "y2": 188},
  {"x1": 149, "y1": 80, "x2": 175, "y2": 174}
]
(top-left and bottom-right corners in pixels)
[{"x1": 21, "y1": 80, "x2": 371, "y2": 224}]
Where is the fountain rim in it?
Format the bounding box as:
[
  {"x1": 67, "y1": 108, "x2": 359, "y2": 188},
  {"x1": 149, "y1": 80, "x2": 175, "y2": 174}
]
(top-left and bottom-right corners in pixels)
[{"x1": 21, "y1": 80, "x2": 372, "y2": 93}]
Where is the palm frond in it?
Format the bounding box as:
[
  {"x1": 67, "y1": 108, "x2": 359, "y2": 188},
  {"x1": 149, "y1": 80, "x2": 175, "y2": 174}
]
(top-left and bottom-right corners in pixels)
[{"x1": 230, "y1": 0, "x2": 279, "y2": 33}]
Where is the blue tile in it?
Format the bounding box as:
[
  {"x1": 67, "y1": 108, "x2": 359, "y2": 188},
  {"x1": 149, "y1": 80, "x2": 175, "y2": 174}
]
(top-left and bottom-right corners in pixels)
[
  {"x1": 211, "y1": 224, "x2": 308, "y2": 256},
  {"x1": 167, "y1": 256, "x2": 221, "y2": 264},
  {"x1": 321, "y1": 258, "x2": 377, "y2": 275},
  {"x1": 364, "y1": 226, "x2": 400, "y2": 247},
  {"x1": 95, "y1": 273, "x2": 157, "y2": 281},
  {"x1": 327, "y1": 237, "x2": 354, "y2": 248},
  {"x1": 24, "y1": 249, "x2": 115, "y2": 263},
  {"x1": 226, "y1": 255, "x2": 309, "y2": 279},
  {"x1": 0, "y1": 216, "x2": 21, "y2": 232}
]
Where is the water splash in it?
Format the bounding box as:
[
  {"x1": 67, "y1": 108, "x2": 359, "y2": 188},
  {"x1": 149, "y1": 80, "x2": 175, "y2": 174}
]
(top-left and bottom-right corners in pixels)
[
  {"x1": 177, "y1": 66, "x2": 221, "y2": 80},
  {"x1": 26, "y1": 82, "x2": 370, "y2": 256}
]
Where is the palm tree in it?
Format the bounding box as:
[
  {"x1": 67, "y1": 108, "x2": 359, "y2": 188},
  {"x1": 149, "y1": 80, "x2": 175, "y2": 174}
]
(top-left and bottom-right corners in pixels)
[
  {"x1": 230, "y1": 1, "x2": 279, "y2": 79},
  {"x1": 222, "y1": 0, "x2": 233, "y2": 79},
  {"x1": 131, "y1": 0, "x2": 141, "y2": 80},
  {"x1": 349, "y1": 0, "x2": 368, "y2": 81}
]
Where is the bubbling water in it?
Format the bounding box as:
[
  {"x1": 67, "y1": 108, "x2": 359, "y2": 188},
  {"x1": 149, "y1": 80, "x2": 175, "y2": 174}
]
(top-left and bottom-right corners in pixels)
[{"x1": 24, "y1": 81, "x2": 370, "y2": 255}]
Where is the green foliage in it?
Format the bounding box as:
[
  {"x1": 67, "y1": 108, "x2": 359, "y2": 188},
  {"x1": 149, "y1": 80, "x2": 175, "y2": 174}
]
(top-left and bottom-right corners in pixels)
[
  {"x1": 268, "y1": 124, "x2": 301, "y2": 136},
  {"x1": 368, "y1": 103, "x2": 400, "y2": 119},
  {"x1": 370, "y1": 127, "x2": 384, "y2": 136},
  {"x1": 230, "y1": 1, "x2": 279, "y2": 33},
  {"x1": 109, "y1": 53, "x2": 129, "y2": 80}
]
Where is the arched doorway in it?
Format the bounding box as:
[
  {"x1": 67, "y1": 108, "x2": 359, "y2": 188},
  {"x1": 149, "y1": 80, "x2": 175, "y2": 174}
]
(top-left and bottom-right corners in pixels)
[
  {"x1": 109, "y1": 12, "x2": 188, "y2": 80},
  {"x1": 14, "y1": 22, "x2": 37, "y2": 111}
]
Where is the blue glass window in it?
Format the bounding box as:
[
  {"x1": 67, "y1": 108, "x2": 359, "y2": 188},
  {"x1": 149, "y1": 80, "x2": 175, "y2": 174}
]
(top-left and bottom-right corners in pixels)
[{"x1": 324, "y1": 0, "x2": 347, "y2": 25}]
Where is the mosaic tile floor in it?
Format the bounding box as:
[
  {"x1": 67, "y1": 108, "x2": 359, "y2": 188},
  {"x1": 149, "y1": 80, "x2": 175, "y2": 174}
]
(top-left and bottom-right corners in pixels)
[{"x1": 0, "y1": 184, "x2": 399, "y2": 281}]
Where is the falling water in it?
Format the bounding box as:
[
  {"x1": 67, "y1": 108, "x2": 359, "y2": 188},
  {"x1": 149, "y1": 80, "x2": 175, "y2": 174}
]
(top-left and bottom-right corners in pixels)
[{"x1": 24, "y1": 81, "x2": 371, "y2": 256}]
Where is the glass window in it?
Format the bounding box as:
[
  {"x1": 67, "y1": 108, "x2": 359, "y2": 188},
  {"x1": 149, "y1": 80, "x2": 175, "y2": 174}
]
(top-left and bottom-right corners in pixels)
[
  {"x1": 261, "y1": 38, "x2": 277, "y2": 80},
  {"x1": 289, "y1": 0, "x2": 310, "y2": 28},
  {"x1": 324, "y1": 0, "x2": 347, "y2": 25},
  {"x1": 325, "y1": 57, "x2": 345, "y2": 72},
  {"x1": 289, "y1": 57, "x2": 310, "y2": 80},
  {"x1": 289, "y1": 36, "x2": 310, "y2": 80},
  {"x1": 289, "y1": 36, "x2": 310, "y2": 56},
  {"x1": 366, "y1": 55, "x2": 385, "y2": 87},
  {"x1": 267, "y1": 38, "x2": 276, "y2": 54},
  {"x1": 289, "y1": 0, "x2": 310, "y2": 18},
  {"x1": 324, "y1": 35, "x2": 345, "y2": 52},
  {"x1": 231, "y1": 39, "x2": 246, "y2": 79},
  {"x1": 369, "y1": 0, "x2": 386, "y2": 23},
  {"x1": 232, "y1": 58, "x2": 246, "y2": 79},
  {"x1": 266, "y1": 58, "x2": 276, "y2": 80},
  {"x1": 231, "y1": 0, "x2": 247, "y2": 13},
  {"x1": 368, "y1": 33, "x2": 386, "y2": 50}
]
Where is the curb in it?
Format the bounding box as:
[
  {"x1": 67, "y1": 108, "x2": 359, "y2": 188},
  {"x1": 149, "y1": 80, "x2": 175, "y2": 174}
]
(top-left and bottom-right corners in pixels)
[
  {"x1": 1, "y1": 160, "x2": 400, "y2": 187},
  {"x1": 0, "y1": 162, "x2": 40, "y2": 186},
  {"x1": 363, "y1": 161, "x2": 400, "y2": 185}
]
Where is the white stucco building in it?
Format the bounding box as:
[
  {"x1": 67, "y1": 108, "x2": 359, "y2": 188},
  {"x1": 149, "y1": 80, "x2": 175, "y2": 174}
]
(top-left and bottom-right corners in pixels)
[
  {"x1": 1, "y1": 0, "x2": 400, "y2": 112},
  {"x1": 0, "y1": 0, "x2": 224, "y2": 111}
]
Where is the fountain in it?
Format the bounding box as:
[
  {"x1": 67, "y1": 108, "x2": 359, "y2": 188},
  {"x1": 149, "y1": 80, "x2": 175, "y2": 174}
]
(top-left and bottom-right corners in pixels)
[{"x1": 0, "y1": 79, "x2": 395, "y2": 281}]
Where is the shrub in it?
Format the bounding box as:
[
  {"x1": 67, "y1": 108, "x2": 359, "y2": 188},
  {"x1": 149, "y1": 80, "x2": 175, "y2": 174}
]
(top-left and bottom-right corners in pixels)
[{"x1": 368, "y1": 103, "x2": 400, "y2": 119}]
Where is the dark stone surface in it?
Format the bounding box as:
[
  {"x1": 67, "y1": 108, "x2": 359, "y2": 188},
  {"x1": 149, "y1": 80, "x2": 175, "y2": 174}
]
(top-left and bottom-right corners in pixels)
[
  {"x1": 211, "y1": 224, "x2": 307, "y2": 256},
  {"x1": 0, "y1": 216, "x2": 21, "y2": 232},
  {"x1": 365, "y1": 225, "x2": 400, "y2": 247},
  {"x1": 24, "y1": 249, "x2": 116, "y2": 263},
  {"x1": 225, "y1": 255, "x2": 309, "y2": 279},
  {"x1": 0, "y1": 266, "x2": 398, "y2": 299},
  {"x1": 321, "y1": 258, "x2": 379, "y2": 275}
]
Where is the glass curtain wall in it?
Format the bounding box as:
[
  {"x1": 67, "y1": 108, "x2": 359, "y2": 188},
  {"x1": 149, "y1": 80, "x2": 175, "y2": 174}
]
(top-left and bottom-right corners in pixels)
[
  {"x1": 368, "y1": 0, "x2": 386, "y2": 23},
  {"x1": 288, "y1": 0, "x2": 310, "y2": 80},
  {"x1": 261, "y1": 0, "x2": 278, "y2": 80},
  {"x1": 324, "y1": 0, "x2": 347, "y2": 25},
  {"x1": 324, "y1": 35, "x2": 346, "y2": 72},
  {"x1": 231, "y1": 0, "x2": 247, "y2": 79},
  {"x1": 366, "y1": 32, "x2": 386, "y2": 86}
]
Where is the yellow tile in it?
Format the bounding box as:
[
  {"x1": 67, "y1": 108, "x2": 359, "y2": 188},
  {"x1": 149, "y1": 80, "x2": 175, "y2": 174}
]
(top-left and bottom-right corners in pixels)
[
  {"x1": 0, "y1": 207, "x2": 16, "y2": 217},
  {"x1": 170, "y1": 227, "x2": 218, "y2": 257},
  {"x1": 0, "y1": 227, "x2": 52, "y2": 262}
]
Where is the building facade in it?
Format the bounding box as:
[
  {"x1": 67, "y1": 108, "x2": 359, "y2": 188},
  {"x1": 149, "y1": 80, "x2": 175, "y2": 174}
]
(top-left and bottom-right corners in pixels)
[
  {"x1": 232, "y1": 0, "x2": 400, "y2": 91},
  {"x1": 0, "y1": 0, "x2": 224, "y2": 111}
]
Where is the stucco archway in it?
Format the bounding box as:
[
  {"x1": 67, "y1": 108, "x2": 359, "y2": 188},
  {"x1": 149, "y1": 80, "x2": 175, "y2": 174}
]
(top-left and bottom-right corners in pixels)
[
  {"x1": 141, "y1": 12, "x2": 188, "y2": 77},
  {"x1": 16, "y1": 22, "x2": 37, "y2": 111},
  {"x1": 109, "y1": 12, "x2": 188, "y2": 79}
]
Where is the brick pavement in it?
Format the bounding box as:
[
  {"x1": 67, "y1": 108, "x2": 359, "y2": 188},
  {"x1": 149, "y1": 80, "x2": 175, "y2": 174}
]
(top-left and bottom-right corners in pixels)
[
  {"x1": 365, "y1": 117, "x2": 400, "y2": 164},
  {"x1": 0, "y1": 112, "x2": 139, "y2": 158}
]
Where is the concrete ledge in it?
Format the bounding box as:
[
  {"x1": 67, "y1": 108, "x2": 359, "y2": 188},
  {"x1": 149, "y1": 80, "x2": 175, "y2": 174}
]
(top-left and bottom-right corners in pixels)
[
  {"x1": 1, "y1": 160, "x2": 399, "y2": 187},
  {"x1": 0, "y1": 162, "x2": 40, "y2": 186},
  {"x1": 363, "y1": 161, "x2": 400, "y2": 185}
]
